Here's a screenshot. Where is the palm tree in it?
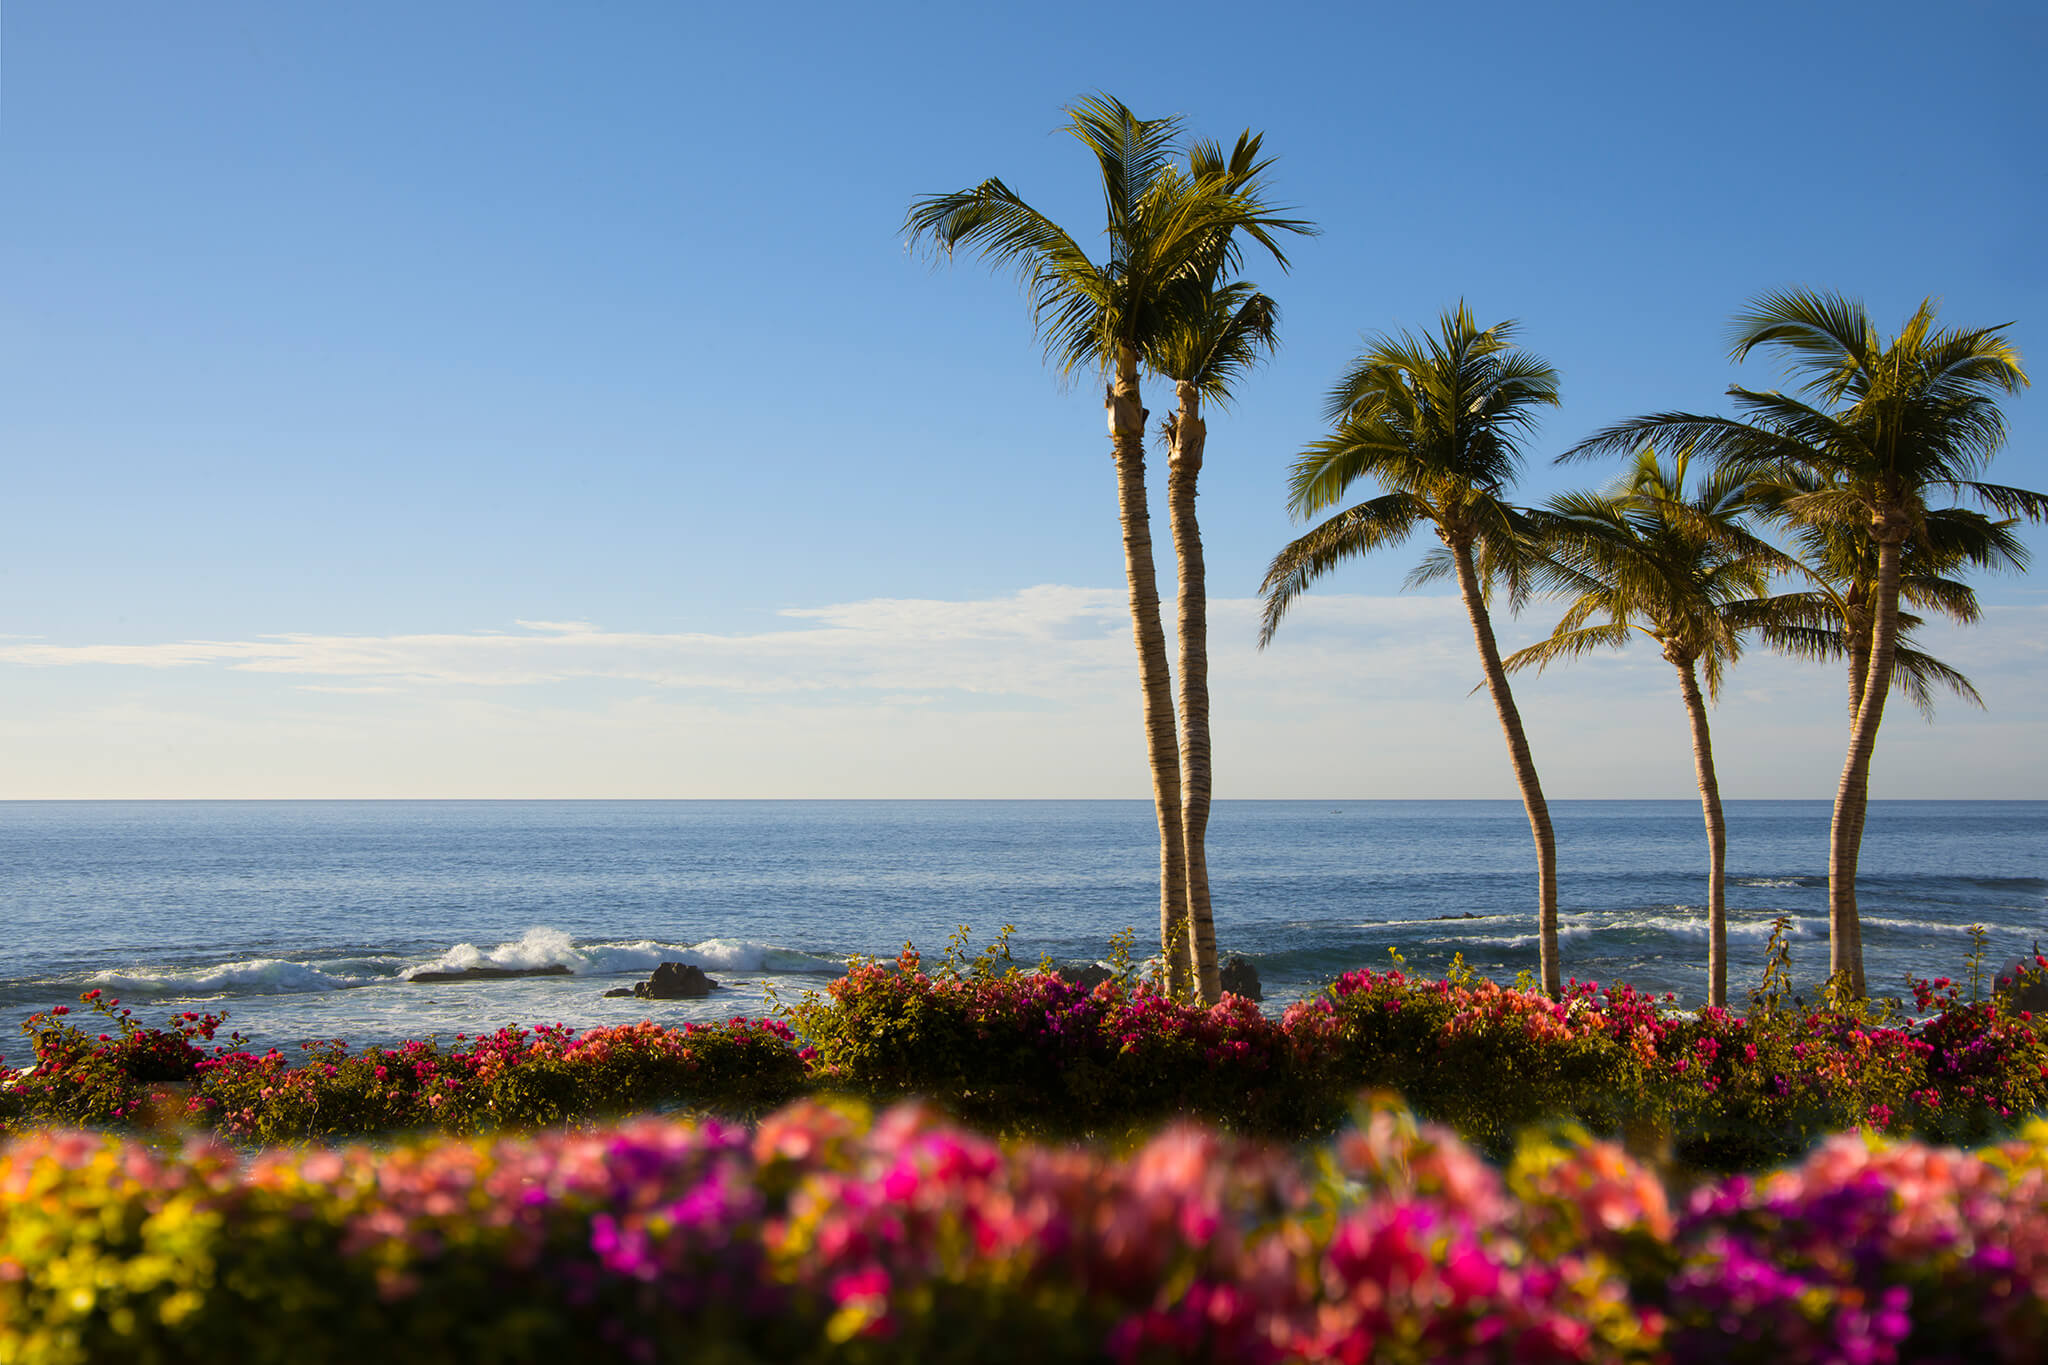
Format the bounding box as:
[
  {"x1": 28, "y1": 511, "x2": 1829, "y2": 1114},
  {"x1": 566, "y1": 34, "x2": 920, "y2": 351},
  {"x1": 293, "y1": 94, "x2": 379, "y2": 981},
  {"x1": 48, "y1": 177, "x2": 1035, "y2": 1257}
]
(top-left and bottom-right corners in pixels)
[
  {"x1": 1260, "y1": 306, "x2": 1567, "y2": 996},
  {"x1": 1149, "y1": 132, "x2": 1302, "y2": 1003},
  {"x1": 1567, "y1": 291, "x2": 2039, "y2": 996},
  {"x1": 1506, "y1": 445, "x2": 1784, "y2": 1008},
  {"x1": 905, "y1": 96, "x2": 1308, "y2": 996}
]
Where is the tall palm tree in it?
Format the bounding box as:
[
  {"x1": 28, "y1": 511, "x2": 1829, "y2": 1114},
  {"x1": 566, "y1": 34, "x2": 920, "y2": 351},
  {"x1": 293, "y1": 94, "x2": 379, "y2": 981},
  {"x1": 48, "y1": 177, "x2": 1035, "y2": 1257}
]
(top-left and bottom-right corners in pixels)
[
  {"x1": 1150, "y1": 132, "x2": 1302, "y2": 1004},
  {"x1": 1567, "y1": 291, "x2": 2038, "y2": 996},
  {"x1": 905, "y1": 96, "x2": 1308, "y2": 996},
  {"x1": 1506, "y1": 445, "x2": 1783, "y2": 1008},
  {"x1": 1260, "y1": 306, "x2": 1567, "y2": 996}
]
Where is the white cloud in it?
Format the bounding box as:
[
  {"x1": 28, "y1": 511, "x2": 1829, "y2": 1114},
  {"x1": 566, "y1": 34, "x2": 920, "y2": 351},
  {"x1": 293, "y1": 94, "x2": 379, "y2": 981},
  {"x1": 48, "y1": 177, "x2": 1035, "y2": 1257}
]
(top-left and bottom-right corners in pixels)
[
  {"x1": 0, "y1": 587, "x2": 1136, "y2": 698},
  {"x1": 0, "y1": 592, "x2": 2041, "y2": 799}
]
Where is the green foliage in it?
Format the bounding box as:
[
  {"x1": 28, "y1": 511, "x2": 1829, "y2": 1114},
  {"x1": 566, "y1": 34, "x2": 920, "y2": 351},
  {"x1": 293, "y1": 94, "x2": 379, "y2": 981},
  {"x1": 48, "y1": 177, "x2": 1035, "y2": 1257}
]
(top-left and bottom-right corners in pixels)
[
  {"x1": 1286, "y1": 966, "x2": 1645, "y2": 1159},
  {"x1": 4, "y1": 990, "x2": 234, "y2": 1129},
  {"x1": 186, "y1": 1018, "x2": 811, "y2": 1143},
  {"x1": 1751, "y1": 915, "x2": 1797, "y2": 1014},
  {"x1": 785, "y1": 936, "x2": 1343, "y2": 1140}
]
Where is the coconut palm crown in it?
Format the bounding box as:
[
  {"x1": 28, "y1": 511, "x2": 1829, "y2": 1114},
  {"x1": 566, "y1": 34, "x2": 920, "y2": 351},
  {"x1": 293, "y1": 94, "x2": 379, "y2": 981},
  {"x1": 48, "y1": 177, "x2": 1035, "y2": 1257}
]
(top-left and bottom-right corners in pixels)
[
  {"x1": 1746, "y1": 474, "x2": 2027, "y2": 722},
  {"x1": 1564, "y1": 289, "x2": 2040, "y2": 997},
  {"x1": 1260, "y1": 305, "x2": 1566, "y2": 996}
]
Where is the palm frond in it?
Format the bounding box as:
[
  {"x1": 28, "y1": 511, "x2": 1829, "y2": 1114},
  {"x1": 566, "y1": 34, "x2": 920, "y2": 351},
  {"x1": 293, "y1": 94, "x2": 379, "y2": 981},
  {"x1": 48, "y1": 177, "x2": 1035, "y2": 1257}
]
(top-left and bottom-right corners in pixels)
[
  {"x1": 1893, "y1": 645, "x2": 1985, "y2": 719},
  {"x1": 1258, "y1": 494, "x2": 1425, "y2": 646},
  {"x1": 1729, "y1": 288, "x2": 1877, "y2": 402},
  {"x1": 1064, "y1": 93, "x2": 1182, "y2": 248},
  {"x1": 1502, "y1": 623, "x2": 1637, "y2": 675},
  {"x1": 1951, "y1": 480, "x2": 2048, "y2": 521}
]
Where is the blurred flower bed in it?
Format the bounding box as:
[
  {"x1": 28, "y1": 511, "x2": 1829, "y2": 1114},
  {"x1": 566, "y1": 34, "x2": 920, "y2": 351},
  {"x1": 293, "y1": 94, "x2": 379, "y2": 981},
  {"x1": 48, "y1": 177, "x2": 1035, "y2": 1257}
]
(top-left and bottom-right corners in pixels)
[{"x1": 8, "y1": 1092, "x2": 2048, "y2": 1363}]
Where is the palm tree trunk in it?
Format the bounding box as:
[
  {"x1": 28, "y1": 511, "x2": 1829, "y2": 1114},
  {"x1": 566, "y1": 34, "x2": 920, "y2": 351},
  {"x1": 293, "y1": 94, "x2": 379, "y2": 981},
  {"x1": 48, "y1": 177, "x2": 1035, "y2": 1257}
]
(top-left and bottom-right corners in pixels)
[
  {"x1": 1847, "y1": 642, "x2": 1871, "y2": 727},
  {"x1": 1450, "y1": 537, "x2": 1561, "y2": 997},
  {"x1": 1672, "y1": 653, "x2": 1728, "y2": 1009},
  {"x1": 1845, "y1": 586, "x2": 1870, "y2": 727},
  {"x1": 1108, "y1": 346, "x2": 1190, "y2": 998},
  {"x1": 1829, "y1": 520, "x2": 1906, "y2": 999},
  {"x1": 1841, "y1": 624, "x2": 1873, "y2": 980},
  {"x1": 1165, "y1": 379, "x2": 1219, "y2": 1004}
]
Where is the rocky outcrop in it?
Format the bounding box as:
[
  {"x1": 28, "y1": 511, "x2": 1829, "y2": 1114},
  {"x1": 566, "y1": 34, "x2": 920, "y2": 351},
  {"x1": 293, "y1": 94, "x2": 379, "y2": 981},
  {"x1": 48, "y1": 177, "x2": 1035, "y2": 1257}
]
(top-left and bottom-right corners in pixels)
[
  {"x1": 604, "y1": 962, "x2": 721, "y2": 1000},
  {"x1": 1054, "y1": 964, "x2": 1115, "y2": 992},
  {"x1": 1220, "y1": 955, "x2": 1263, "y2": 1002},
  {"x1": 411, "y1": 963, "x2": 573, "y2": 984}
]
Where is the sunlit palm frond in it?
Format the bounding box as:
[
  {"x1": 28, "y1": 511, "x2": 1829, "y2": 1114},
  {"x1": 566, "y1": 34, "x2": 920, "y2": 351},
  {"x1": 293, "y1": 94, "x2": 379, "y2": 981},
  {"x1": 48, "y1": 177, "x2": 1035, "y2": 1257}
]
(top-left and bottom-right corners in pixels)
[
  {"x1": 1730, "y1": 288, "x2": 1880, "y2": 403},
  {"x1": 1258, "y1": 494, "x2": 1425, "y2": 646},
  {"x1": 1502, "y1": 623, "x2": 1638, "y2": 676},
  {"x1": 1064, "y1": 94, "x2": 1182, "y2": 248},
  {"x1": 1893, "y1": 645, "x2": 1986, "y2": 719}
]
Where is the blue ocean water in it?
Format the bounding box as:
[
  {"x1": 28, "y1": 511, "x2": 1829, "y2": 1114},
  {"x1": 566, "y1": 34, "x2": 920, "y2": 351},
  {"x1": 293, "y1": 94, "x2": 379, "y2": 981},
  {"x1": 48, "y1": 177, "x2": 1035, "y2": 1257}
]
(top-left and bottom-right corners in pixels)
[{"x1": 2, "y1": 800, "x2": 2043, "y2": 1059}]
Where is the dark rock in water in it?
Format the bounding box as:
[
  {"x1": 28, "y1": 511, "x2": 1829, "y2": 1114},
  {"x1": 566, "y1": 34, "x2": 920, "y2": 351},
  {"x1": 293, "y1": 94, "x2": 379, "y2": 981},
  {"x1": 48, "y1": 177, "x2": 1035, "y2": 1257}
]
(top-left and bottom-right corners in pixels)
[
  {"x1": 601, "y1": 987, "x2": 636, "y2": 999},
  {"x1": 1435, "y1": 912, "x2": 1481, "y2": 920},
  {"x1": 634, "y1": 962, "x2": 720, "y2": 999},
  {"x1": 1220, "y1": 955, "x2": 1263, "y2": 1002},
  {"x1": 1055, "y1": 964, "x2": 1114, "y2": 992},
  {"x1": 410, "y1": 963, "x2": 573, "y2": 984},
  {"x1": 1996, "y1": 955, "x2": 2048, "y2": 1014}
]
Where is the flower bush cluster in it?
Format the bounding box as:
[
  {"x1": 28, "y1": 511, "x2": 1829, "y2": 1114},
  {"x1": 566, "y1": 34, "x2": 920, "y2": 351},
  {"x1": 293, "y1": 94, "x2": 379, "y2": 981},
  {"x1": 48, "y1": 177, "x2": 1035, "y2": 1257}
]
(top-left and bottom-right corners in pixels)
[
  {"x1": 786, "y1": 941, "x2": 1337, "y2": 1138},
  {"x1": 5, "y1": 949, "x2": 2046, "y2": 1164},
  {"x1": 2, "y1": 991, "x2": 808, "y2": 1143},
  {"x1": 1291, "y1": 953, "x2": 2048, "y2": 1165},
  {"x1": 9, "y1": 1093, "x2": 2048, "y2": 1363},
  {"x1": 1, "y1": 990, "x2": 235, "y2": 1127}
]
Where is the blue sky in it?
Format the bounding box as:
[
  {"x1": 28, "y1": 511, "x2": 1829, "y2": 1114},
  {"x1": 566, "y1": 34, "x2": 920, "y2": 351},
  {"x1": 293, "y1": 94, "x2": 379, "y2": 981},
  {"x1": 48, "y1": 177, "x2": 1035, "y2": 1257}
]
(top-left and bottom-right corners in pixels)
[{"x1": 3, "y1": 0, "x2": 2043, "y2": 798}]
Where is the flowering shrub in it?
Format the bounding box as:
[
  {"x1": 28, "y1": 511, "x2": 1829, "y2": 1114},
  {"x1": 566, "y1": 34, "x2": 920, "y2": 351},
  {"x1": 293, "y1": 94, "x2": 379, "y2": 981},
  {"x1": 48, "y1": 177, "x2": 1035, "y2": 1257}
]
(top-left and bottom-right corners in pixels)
[
  {"x1": 1283, "y1": 957, "x2": 2048, "y2": 1168},
  {"x1": 2, "y1": 990, "x2": 235, "y2": 1127},
  {"x1": 2, "y1": 1006, "x2": 809, "y2": 1143},
  {"x1": 786, "y1": 944, "x2": 1342, "y2": 1138},
  {"x1": 1283, "y1": 960, "x2": 1650, "y2": 1156},
  {"x1": 188, "y1": 1016, "x2": 812, "y2": 1141},
  {"x1": 10, "y1": 1094, "x2": 2048, "y2": 1363}
]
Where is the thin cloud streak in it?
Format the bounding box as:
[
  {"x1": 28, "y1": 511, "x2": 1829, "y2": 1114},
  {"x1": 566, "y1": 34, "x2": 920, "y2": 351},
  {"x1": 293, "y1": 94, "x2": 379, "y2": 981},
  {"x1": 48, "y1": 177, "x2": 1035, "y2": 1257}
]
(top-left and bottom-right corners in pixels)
[
  {"x1": 0, "y1": 591, "x2": 2040, "y2": 799},
  {"x1": 0, "y1": 587, "x2": 1447, "y2": 700}
]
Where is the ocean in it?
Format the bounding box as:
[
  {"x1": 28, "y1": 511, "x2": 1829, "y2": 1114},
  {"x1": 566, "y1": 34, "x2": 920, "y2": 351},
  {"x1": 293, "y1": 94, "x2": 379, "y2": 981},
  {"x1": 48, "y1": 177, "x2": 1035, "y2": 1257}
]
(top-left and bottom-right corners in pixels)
[{"x1": 3, "y1": 800, "x2": 2043, "y2": 1060}]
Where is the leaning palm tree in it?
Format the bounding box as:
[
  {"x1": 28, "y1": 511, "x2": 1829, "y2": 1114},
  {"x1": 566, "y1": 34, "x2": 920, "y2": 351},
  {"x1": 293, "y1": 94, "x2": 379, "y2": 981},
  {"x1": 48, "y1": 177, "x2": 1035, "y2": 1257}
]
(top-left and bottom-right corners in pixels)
[
  {"x1": 1149, "y1": 132, "x2": 1302, "y2": 1003},
  {"x1": 1566, "y1": 290, "x2": 2039, "y2": 996},
  {"x1": 1506, "y1": 445, "x2": 1783, "y2": 1008},
  {"x1": 1260, "y1": 306, "x2": 1566, "y2": 996},
  {"x1": 906, "y1": 95, "x2": 1309, "y2": 996}
]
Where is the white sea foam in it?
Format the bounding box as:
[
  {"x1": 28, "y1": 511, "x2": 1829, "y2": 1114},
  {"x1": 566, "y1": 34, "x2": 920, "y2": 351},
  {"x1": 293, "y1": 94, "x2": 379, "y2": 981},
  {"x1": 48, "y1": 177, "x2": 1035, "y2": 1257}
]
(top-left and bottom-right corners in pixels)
[
  {"x1": 1457, "y1": 912, "x2": 1820, "y2": 950},
  {"x1": 1735, "y1": 877, "x2": 1811, "y2": 888},
  {"x1": 400, "y1": 927, "x2": 843, "y2": 980},
  {"x1": 1458, "y1": 920, "x2": 1601, "y2": 949},
  {"x1": 87, "y1": 958, "x2": 375, "y2": 996},
  {"x1": 1614, "y1": 912, "x2": 1819, "y2": 942},
  {"x1": 675, "y1": 938, "x2": 842, "y2": 975},
  {"x1": 1361, "y1": 914, "x2": 1515, "y2": 930},
  {"x1": 1861, "y1": 916, "x2": 1976, "y2": 934}
]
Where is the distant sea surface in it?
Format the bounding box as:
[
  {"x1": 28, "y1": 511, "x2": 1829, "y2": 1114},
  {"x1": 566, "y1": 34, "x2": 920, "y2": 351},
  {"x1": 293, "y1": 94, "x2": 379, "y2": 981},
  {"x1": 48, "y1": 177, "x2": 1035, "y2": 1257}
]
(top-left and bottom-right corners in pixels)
[{"x1": 3, "y1": 800, "x2": 2043, "y2": 1058}]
